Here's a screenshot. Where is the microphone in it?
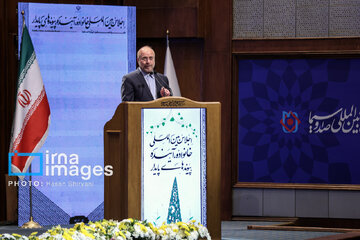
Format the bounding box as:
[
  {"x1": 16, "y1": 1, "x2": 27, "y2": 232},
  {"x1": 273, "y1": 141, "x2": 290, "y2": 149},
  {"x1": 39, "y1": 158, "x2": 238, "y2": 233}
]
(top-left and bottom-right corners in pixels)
[
  {"x1": 152, "y1": 72, "x2": 170, "y2": 90},
  {"x1": 152, "y1": 73, "x2": 172, "y2": 98}
]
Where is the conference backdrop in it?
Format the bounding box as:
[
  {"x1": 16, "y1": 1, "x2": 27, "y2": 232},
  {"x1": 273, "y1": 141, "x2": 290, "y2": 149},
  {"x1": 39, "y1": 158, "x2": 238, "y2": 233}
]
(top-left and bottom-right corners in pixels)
[
  {"x1": 17, "y1": 2, "x2": 136, "y2": 226},
  {"x1": 237, "y1": 58, "x2": 360, "y2": 185}
]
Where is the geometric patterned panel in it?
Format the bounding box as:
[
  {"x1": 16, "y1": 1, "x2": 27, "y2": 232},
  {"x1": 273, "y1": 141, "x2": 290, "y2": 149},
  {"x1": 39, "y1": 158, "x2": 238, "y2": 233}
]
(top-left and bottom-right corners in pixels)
[
  {"x1": 297, "y1": 0, "x2": 329, "y2": 37},
  {"x1": 233, "y1": 0, "x2": 360, "y2": 38},
  {"x1": 329, "y1": 0, "x2": 360, "y2": 37},
  {"x1": 19, "y1": 179, "x2": 70, "y2": 226},
  {"x1": 263, "y1": 0, "x2": 296, "y2": 38},
  {"x1": 19, "y1": 179, "x2": 104, "y2": 226},
  {"x1": 87, "y1": 202, "x2": 104, "y2": 222},
  {"x1": 233, "y1": 0, "x2": 263, "y2": 38}
]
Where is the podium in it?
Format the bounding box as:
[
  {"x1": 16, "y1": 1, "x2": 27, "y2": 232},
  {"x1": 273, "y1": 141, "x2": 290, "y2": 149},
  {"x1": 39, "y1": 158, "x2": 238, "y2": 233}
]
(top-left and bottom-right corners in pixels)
[{"x1": 104, "y1": 97, "x2": 221, "y2": 239}]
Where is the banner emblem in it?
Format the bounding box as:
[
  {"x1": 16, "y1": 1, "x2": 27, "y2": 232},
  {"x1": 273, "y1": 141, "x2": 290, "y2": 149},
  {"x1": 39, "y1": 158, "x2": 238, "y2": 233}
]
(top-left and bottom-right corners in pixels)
[
  {"x1": 17, "y1": 89, "x2": 32, "y2": 107},
  {"x1": 280, "y1": 111, "x2": 300, "y2": 133}
]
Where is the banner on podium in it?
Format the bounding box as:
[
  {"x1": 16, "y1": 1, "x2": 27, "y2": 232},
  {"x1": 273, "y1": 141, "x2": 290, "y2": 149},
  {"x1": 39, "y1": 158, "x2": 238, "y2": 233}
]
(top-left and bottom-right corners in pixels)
[{"x1": 141, "y1": 108, "x2": 207, "y2": 226}]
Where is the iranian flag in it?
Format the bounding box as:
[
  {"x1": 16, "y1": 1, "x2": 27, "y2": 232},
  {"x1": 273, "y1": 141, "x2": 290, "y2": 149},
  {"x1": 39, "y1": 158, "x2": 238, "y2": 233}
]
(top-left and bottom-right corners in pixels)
[{"x1": 9, "y1": 24, "x2": 50, "y2": 178}]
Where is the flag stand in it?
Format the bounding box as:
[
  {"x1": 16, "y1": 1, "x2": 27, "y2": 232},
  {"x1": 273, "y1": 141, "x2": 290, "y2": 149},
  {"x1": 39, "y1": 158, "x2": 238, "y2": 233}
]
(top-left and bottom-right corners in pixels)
[
  {"x1": 19, "y1": 10, "x2": 41, "y2": 229},
  {"x1": 21, "y1": 166, "x2": 41, "y2": 229}
]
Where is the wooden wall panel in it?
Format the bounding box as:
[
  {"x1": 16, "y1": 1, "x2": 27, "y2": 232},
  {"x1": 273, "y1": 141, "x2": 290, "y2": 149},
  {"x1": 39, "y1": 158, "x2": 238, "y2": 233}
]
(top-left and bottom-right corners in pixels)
[
  {"x1": 0, "y1": 0, "x2": 8, "y2": 221},
  {"x1": 125, "y1": 0, "x2": 199, "y2": 7},
  {"x1": 203, "y1": 0, "x2": 232, "y2": 220},
  {"x1": 136, "y1": 8, "x2": 200, "y2": 38},
  {"x1": 125, "y1": 0, "x2": 204, "y2": 38},
  {"x1": 3, "y1": 1, "x2": 18, "y2": 220},
  {"x1": 170, "y1": 39, "x2": 204, "y2": 101}
]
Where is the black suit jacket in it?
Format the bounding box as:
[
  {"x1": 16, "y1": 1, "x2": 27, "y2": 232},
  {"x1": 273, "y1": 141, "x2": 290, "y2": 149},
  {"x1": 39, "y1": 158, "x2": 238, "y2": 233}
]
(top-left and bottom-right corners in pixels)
[{"x1": 121, "y1": 68, "x2": 173, "y2": 101}]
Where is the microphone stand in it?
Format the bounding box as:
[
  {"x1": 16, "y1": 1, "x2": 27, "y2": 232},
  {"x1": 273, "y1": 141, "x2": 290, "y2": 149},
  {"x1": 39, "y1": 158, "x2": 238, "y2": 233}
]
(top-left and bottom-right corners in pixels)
[{"x1": 153, "y1": 74, "x2": 172, "y2": 96}]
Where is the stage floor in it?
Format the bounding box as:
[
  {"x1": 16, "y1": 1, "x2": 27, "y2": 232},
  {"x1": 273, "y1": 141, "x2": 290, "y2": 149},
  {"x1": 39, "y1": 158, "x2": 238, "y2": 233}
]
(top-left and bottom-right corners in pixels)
[
  {"x1": 0, "y1": 223, "x2": 73, "y2": 236},
  {"x1": 221, "y1": 221, "x2": 340, "y2": 240},
  {"x1": 0, "y1": 221, "x2": 342, "y2": 240}
]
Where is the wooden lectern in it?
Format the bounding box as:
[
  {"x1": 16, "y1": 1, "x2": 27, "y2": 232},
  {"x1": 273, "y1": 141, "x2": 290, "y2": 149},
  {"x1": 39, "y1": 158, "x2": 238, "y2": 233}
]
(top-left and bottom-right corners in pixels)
[{"x1": 104, "y1": 97, "x2": 221, "y2": 239}]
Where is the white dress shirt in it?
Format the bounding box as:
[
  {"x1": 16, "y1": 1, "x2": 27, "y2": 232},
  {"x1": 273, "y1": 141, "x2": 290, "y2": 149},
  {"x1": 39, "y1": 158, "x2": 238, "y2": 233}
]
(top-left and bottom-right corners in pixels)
[{"x1": 140, "y1": 68, "x2": 157, "y2": 99}]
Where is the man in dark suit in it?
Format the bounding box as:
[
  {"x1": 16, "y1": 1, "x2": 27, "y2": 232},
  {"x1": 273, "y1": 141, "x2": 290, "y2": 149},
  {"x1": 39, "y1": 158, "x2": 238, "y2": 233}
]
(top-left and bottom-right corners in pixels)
[{"x1": 121, "y1": 45, "x2": 172, "y2": 101}]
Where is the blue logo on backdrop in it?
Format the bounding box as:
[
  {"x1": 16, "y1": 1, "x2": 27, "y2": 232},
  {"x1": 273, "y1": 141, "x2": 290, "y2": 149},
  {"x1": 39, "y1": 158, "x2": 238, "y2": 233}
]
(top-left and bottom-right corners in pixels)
[
  {"x1": 280, "y1": 111, "x2": 301, "y2": 133},
  {"x1": 8, "y1": 151, "x2": 43, "y2": 176}
]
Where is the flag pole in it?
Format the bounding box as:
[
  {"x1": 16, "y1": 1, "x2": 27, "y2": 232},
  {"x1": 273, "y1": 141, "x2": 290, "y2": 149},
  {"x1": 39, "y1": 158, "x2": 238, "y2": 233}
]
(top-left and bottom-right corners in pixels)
[
  {"x1": 164, "y1": 29, "x2": 181, "y2": 96},
  {"x1": 21, "y1": 167, "x2": 41, "y2": 228},
  {"x1": 166, "y1": 29, "x2": 169, "y2": 44},
  {"x1": 20, "y1": 10, "x2": 41, "y2": 229}
]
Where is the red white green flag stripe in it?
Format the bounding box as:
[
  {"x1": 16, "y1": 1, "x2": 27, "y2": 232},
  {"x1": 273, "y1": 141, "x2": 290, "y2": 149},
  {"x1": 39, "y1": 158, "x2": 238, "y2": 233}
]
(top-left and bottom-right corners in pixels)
[{"x1": 9, "y1": 24, "x2": 50, "y2": 177}]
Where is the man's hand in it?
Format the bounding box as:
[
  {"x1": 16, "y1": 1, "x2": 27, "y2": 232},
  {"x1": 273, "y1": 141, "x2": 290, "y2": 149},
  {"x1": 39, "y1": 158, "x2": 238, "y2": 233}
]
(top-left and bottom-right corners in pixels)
[{"x1": 160, "y1": 87, "x2": 171, "y2": 97}]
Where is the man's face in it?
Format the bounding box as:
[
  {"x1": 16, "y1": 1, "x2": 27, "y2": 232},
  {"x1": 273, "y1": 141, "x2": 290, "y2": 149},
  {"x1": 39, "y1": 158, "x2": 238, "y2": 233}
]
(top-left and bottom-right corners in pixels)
[{"x1": 137, "y1": 47, "x2": 155, "y2": 73}]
